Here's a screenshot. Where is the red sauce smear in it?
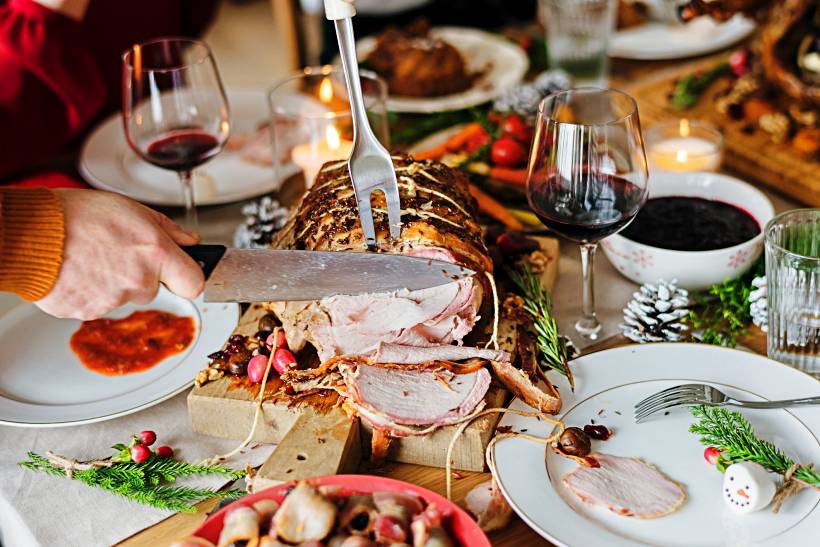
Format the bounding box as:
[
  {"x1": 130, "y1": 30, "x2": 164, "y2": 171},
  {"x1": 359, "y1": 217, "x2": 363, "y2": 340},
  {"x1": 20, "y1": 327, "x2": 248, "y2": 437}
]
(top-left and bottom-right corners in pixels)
[{"x1": 70, "y1": 310, "x2": 195, "y2": 376}]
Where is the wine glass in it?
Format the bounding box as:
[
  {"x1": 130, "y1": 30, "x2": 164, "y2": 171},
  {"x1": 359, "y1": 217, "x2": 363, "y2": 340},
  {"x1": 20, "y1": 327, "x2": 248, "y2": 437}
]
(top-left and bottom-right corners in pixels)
[
  {"x1": 526, "y1": 88, "x2": 649, "y2": 340},
  {"x1": 122, "y1": 38, "x2": 230, "y2": 231}
]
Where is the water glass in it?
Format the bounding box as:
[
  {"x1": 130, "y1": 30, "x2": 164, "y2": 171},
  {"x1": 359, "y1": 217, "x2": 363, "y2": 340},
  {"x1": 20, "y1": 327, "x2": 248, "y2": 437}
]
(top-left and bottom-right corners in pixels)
[
  {"x1": 540, "y1": 0, "x2": 616, "y2": 87},
  {"x1": 765, "y1": 209, "x2": 820, "y2": 375}
]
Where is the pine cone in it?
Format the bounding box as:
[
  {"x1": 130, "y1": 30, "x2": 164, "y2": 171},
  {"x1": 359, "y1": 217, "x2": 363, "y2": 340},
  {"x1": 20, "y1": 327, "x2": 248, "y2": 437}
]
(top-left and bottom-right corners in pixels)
[
  {"x1": 493, "y1": 70, "x2": 572, "y2": 118},
  {"x1": 749, "y1": 275, "x2": 768, "y2": 332},
  {"x1": 620, "y1": 280, "x2": 691, "y2": 343},
  {"x1": 233, "y1": 196, "x2": 290, "y2": 249}
]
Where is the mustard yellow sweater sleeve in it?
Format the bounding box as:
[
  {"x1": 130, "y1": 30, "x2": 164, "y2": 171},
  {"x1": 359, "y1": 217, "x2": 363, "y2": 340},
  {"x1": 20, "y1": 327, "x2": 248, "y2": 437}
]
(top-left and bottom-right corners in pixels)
[{"x1": 0, "y1": 188, "x2": 65, "y2": 300}]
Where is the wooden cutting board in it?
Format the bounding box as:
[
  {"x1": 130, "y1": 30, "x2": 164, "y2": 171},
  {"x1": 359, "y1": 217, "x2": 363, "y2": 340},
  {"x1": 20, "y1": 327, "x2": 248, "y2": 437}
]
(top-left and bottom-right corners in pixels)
[
  {"x1": 626, "y1": 56, "x2": 819, "y2": 207},
  {"x1": 188, "y1": 237, "x2": 560, "y2": 486}
]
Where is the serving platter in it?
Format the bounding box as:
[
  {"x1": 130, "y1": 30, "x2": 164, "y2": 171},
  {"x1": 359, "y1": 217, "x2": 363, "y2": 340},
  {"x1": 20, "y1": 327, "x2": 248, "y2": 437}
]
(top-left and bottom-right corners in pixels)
[
  {"x1": 354, "y1": 27, "x2": 529, "y2": 113},
  {"x1": 0, "y1": 288, "x2": 239, "y2": 427},
  {"x1": 493, "y1": 344, "x2": 820, "y2": 546}
]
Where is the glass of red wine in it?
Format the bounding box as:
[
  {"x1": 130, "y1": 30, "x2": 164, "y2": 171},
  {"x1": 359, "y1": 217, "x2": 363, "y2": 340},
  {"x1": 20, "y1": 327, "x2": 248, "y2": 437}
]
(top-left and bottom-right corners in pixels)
[
  {"x1": 527, "y1": 88, "x2": 649, "y2": 340},
  {"x1": 122, "y1": 38, "x2": 230, "y2": 231}
]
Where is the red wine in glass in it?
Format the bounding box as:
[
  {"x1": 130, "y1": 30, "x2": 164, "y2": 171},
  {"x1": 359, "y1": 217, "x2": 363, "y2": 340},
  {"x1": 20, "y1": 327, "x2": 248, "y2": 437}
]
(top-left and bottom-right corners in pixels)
[{"x1": 144, "y1": 129, "x2": 222, "y2": 172}]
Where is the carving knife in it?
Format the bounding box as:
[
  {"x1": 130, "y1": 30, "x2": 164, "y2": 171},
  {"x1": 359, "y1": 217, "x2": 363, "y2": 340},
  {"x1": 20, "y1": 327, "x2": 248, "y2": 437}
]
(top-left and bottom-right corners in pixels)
[{"x1": 182, "y1": 245, "x2": 475, "y2": 303}]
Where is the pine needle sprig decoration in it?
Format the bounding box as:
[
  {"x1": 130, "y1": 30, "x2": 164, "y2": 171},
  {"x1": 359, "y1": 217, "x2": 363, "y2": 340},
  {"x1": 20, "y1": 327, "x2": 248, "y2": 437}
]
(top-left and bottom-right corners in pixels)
[
  {"x1": 689, "y1": 406, "x2": 820, "y2": 488},
  {"x1": 509, "y1": 262, "x2": 575, "y2": 387},
  {"x1": 19, "y1": 452, "x2": 245, "y2": 513}
]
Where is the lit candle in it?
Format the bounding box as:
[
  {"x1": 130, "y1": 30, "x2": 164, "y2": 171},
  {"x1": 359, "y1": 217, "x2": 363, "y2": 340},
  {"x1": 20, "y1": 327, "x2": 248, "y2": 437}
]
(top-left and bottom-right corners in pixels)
[
  {"x1": 291, "y1": 125, "x2": 353, "y2": 187},
  {"x1": 647, "y1": 119, "x2": 723, "y2": 172}
]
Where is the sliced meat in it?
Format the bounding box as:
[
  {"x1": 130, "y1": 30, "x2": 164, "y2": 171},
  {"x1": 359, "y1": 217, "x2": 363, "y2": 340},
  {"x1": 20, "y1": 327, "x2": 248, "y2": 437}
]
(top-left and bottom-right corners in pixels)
[
  {"x1": 562, "y1": 453, "x2": 686, "y2": 518},
  {"x1": 464, "y1": 480, "x2": 514, "y2": 532},
  {"x1": 367, "y1": 342, "x2": 510, "y2": 365},
  {"x1": 340, "y1": 363, "x2": 491, "y2": 426},
  {"x1": 272, "y1": 481, "x2": 337, "y2": 542},
  {"x1": 490, "y1": 359, "x2": 561, "y2": 414}
]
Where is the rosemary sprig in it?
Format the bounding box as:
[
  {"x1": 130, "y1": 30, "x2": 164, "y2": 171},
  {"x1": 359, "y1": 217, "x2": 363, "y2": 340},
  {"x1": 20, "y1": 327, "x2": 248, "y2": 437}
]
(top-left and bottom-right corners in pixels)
[
  {"x1": 670, "y1": 62, "x2": 730, "y2": 110},
  {"x1": 689, "y1": 406, "x2": 819, "y2": 487},
  {"x1": 509, "y1": 262, "x2": 575, "y2": 387},
  {"x1": 19, "y1": 452, "x2": 245, "y2": 513}
]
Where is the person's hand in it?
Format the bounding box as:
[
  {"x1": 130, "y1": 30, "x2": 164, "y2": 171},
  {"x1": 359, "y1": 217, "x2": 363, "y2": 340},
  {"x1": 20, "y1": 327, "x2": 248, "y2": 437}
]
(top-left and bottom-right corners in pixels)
[{"x1": 36, "y1": 190, "x2": 205, "y2": 320}]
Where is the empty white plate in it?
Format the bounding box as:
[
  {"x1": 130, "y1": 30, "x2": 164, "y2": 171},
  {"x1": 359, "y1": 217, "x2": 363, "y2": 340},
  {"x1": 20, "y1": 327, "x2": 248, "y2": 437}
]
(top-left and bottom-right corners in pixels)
[{"x1": 0, "y1": 288, "x2": 238, "y2": 427}]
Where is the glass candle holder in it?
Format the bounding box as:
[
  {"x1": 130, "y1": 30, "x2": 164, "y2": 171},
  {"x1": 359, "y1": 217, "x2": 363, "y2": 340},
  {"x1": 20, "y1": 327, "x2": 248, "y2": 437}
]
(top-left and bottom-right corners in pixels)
[
  {"x1": 267, "y1": 66, "x2": 388, "y2": 189},
  {"x1": 765, "y1": 209, "x2": 820, "y2": 375},
  {"x1": 646, "y1": 119, "x2": 723, "y2": 173}
]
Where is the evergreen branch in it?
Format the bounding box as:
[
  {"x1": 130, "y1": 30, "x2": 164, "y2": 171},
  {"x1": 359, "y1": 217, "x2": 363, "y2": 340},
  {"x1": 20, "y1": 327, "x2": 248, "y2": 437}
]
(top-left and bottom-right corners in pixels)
[
  {"x1": 670, "y1": 62, "x2": 730, "y2": 110},
  {"x1": 689, "y1": 406, "x2": 820, "y2": 487},
  {"x1": 508, "y1": 262, "x2": 575, "y2": 387}
]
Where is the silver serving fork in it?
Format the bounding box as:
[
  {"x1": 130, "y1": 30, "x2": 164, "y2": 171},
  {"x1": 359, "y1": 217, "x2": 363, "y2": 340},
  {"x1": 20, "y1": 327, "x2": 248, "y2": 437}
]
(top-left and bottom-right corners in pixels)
[
  {"x1": 634, "y1": 383, "x2": 820, "y2": 423},
  {"x1": 326, "y1": 0, "x2": 401, "y2": 247}
]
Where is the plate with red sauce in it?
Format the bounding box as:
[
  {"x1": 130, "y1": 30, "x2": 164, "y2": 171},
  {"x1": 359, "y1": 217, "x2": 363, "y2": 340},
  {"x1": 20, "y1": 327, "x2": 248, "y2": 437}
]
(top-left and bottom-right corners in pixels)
[{"x1": 0, "y1": 287, "x2": 238, "y2": 427}]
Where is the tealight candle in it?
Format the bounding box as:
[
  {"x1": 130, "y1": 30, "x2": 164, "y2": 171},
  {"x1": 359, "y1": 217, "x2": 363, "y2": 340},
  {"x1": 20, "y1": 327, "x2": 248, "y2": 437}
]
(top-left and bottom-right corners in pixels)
[
  {"x1": 646, "y1": 119, "x2": 723, "y2": 172},
  {"x1": 291, "y1": 125, "x2": 353, "y2": 187}
]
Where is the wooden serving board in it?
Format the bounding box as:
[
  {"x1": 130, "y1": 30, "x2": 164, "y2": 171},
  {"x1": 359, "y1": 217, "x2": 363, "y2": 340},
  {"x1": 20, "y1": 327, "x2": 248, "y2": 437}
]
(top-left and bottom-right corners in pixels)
[
  {"x1": 188, "y1": 237, "x2": 560, "y2": 485},
  {"x1": 627, "y1": 56, "x2": 820, "y2": 207}
]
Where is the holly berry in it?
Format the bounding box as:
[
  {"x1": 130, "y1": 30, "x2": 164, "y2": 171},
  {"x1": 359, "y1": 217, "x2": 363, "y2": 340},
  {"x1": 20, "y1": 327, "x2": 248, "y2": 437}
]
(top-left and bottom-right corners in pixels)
[
  {"x1": 138, "y1": 430, "x2": 156, "y2": 446},
  {"x1": 501, "y1": 114, "x2": 530, "y2": 143},
  {"x1": 130, "y1": 444, "x2": 151, "y2": 464},
  {"x1": 156, "y1": 445, "x2": 174, "y2": 458},
  {"x1": 247, "y1": 354, "x2": 270, "y2": 384},
  {"x1": 729, "y1": 49, "x2": 748, "y2": 77},
  {"x1": 704, "y1": 447, "x2": 721, "y2": 465},
  {"x1": 273, "y1": 348, "x2": 297, "y2": 375},
  {"x1": 490, "y1": 138, "x2": 526, "y2": 167}
]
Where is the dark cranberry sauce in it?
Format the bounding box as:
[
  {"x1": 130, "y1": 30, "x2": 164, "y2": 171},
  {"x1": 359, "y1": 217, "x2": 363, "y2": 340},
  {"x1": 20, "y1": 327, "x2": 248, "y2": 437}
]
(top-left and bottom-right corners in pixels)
[{"x1": 620, "y1": 196, "x2": 760, "y2": 251}]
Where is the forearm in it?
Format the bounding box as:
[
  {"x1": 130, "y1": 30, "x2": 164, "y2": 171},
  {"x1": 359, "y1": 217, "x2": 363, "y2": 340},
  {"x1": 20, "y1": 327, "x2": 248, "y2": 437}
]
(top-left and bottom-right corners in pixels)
[{"x1": 0, "y1": 188, "x2": 65, "y2": 300}]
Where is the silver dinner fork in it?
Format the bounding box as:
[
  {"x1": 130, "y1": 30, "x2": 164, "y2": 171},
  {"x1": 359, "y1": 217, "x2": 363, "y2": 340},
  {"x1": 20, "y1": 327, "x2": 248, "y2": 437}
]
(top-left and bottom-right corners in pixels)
[
  {"x1": 634, "y1": 383, "x2": 820, "y2": 423},
  {"x1": 326, "y1": 0, "x2": 402, "y2": 247}
]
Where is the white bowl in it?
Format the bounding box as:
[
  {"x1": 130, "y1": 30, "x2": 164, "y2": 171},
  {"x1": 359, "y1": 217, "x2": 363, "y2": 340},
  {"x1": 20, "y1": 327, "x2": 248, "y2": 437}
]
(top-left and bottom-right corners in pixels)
[{"x1": 601, "y1": 172, "x2": 775, "y2": 290}]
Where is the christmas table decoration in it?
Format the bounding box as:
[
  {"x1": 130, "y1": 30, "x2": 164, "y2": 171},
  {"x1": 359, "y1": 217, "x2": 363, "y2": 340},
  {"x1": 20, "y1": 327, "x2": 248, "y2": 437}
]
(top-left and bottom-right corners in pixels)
[
  {"x1": 233, "y1": 196, "x2": 290, "y2": 249},
  {"x1": 749, "y1": 274, "x2": 769, "y2": 332},
  {"x1": 620, "y1": 280, "x2": 691, "y2": 343}
]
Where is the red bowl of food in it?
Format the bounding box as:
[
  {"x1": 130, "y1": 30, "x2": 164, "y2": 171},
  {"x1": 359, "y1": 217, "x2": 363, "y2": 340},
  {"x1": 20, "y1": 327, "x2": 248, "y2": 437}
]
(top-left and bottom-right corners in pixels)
[{"x1": 188, "y1": 474, "x2": 490, "y2": 547}]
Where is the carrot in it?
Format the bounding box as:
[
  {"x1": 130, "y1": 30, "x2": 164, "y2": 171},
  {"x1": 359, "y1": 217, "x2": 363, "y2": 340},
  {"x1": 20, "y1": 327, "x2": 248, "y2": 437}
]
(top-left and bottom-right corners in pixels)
[
  {"x1": 467, "y1": 162, "x2": 528, "y2": 188},
  {"x1": 468, "y1": 183, "x2": 524, "y2": 230},
  {"x1": 414, "y1": 123, "x2": 485, "y2": 160}
]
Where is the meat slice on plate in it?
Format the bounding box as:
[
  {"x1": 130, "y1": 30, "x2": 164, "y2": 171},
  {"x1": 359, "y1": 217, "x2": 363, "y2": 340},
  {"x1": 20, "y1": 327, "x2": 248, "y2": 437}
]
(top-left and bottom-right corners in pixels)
[{"x1": 562, "y1": 453, "x2": 686, "y2": 518}]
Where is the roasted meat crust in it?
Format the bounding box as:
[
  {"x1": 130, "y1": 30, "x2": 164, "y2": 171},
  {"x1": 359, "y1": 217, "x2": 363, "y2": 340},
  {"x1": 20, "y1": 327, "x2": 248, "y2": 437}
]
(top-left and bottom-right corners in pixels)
[{"x1": 274, "y1": 155, "x2": 492, "y2": 274}]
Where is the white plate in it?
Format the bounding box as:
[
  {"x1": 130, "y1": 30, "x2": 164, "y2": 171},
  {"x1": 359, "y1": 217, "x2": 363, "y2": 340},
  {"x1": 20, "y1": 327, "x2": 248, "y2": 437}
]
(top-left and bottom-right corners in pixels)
[
  {"x1": 494, "y1": 344, "x2": 820, "y2": 546},
  {"x1": 0, "y1": 288, "x2": 238, "y2": 427},
  {"x1": 610, "y1": 15, "x2": 755, "y2": 60},
  {"x1": 79, "y1": 88, "x2": 286, "y2": 206},
  {"x1": 355, "y1": 27, "x2": 529, "y2": 113}
]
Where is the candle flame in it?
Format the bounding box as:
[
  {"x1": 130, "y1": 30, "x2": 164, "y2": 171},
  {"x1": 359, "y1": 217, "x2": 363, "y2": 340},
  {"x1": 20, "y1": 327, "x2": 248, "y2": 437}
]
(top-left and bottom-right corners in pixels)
[
  {"x1": 326, "y1": 125, "x2": 341, "y2": 150},
  {"x1": 679, "y1": 118, "x2": 690, "y2": 138},
  {"x1": 676, "y1": 149, "x2": 688, "y2": 163},
  {"x1": 319, "y1": 77, "x2": 333, "y2": 103}
]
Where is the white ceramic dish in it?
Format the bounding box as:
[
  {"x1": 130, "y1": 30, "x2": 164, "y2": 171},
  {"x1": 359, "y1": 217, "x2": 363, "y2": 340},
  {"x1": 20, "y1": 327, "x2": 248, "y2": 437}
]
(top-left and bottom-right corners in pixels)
[
  {"x1": 494, "y1": 344, "x2": 820, "y2": 547},
  {"x1": 355, "y1": 27, "x2": 528, "y2": 113},
  {"x1": 79, "y1": 88, "x2": 292, "y2": 206},
  {"x1": 0, "y1": 288, "x2": 238, "y2": 427},
  {"x1": 610, "y1": 15, "x2": 755, "y2": 60},
  {"x1": 601, "y1": 172, "x2": 775, "y2": 290}
]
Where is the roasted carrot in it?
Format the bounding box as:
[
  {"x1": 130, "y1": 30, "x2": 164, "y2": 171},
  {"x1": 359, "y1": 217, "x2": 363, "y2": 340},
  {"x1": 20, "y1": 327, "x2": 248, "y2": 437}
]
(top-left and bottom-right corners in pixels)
[
  {"x1": 414, "y1": 123, "x2": 485, "y2": 160},
  {"x1": 468, "y1": 183, "x2": 524, "y2": 230},
  {"x1": 467, "y1": 162, "x2": 528, "y2": 188}
]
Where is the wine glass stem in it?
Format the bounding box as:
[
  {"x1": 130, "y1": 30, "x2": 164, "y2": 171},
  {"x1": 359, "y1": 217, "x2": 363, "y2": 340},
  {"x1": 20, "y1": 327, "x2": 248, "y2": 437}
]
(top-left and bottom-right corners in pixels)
[
  {"x1": 576, "y1": 242, "x2": 602, "y2": 340},
  {"x1": 178, "y1": 170, "x2": 198, "y2": 232}
]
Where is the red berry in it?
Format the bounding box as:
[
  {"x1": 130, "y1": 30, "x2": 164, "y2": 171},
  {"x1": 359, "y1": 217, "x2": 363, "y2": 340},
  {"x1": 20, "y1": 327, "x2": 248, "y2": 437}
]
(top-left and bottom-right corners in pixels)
[
  {"x1": 247, "y1": 354, "x2": 270, "y2": 384},
  {"x1": 130, "y1": 444, "x2": 151, "y2": 464},
  {"x1": 490, "y1": 138, "x2": 526, "y2": 167},
  {"x1": 729, "y1": 50, "x2": 748, "y2": 77},
  {"x1": 156, "y1": 445, "x2": 174, "y2": 458},
  {"x1": 138, "y1": 430, "x2": 156, "y2": 446},
  {"x1": 501, "y1": 114, "x2": 530, "y2": 143},
  {"x1": 266, "y1": 329, "x2": 288, "y2": 350},
  {"x1": 704, "y1": 447, "x2": 721, "y2": 465},
  {"x1": 273, "y1": 348, "x2": 297, "y2": 375}
]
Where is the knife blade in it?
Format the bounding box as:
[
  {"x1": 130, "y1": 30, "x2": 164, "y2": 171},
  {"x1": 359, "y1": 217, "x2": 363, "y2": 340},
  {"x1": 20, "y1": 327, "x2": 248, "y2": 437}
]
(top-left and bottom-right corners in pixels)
[{"x1": 183, "y1": 245, "x2": 475, "y2": 303}]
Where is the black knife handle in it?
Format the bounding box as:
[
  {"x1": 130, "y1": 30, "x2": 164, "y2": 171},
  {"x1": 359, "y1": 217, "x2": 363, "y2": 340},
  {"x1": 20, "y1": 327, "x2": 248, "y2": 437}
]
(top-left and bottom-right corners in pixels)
[{"x1": 182, "y1": 244, "x2": 227, "y2": 280}]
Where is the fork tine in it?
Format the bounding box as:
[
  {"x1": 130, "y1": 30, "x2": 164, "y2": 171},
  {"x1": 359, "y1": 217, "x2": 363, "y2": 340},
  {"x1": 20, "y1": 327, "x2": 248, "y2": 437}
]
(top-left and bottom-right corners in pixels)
[
  {"x1": 380, "y1": 181, "x2": 402, "y2": 240},
  {"x1": 634, "y1": 396, "x2": 706, "y2": 421},
  {"x1": 356, "y1": 191, "x2": 377, "y2": 247},
  {"x1": 634, "y1": 385, "x2": 704, "y2": 411}
]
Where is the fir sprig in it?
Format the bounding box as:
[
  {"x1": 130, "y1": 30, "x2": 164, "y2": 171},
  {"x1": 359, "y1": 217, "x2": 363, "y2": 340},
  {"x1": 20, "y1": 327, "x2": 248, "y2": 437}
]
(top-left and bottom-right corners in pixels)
[
  {"x1": 689, "y1": 406, "x2": 820, "y2": 487},
  {"x1": 509, "y1": 262, "x2": 575, "y2": 387},
  {"x1": 19, "y1": 452, "x2": 245, "y2": 513},
  {"x1": 670, "y1": 62, "x2": 730, "y2": 109}
]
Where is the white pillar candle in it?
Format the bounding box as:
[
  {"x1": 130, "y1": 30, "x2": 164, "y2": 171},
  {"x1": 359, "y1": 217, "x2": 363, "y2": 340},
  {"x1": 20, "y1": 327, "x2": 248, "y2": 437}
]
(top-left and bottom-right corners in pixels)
[
  {"x1": 291, "y1": 125, "x2": 353, "y2": 188},
  {"x1": 646, "y1": 119, "x2": 723, "y2": 173}
]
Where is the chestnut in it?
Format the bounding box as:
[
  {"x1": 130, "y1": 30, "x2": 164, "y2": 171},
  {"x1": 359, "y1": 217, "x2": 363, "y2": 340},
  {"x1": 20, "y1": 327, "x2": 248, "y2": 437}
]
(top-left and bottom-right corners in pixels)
[
  {"x1": 227, "y1": 360, "x2": 248, "y2": 376},
  {"x1": 258, "y1": 314, "x2": 277, "y2": 332},
  {"x1": 559, "y1": 427, "x2": 591, "y2": 457}
]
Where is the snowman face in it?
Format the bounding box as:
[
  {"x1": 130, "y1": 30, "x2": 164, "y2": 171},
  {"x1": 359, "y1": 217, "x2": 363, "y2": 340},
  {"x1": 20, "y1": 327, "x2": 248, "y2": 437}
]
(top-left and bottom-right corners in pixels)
[{"x1": 722, "y1": 461, "x2": 776, "y2": 514}]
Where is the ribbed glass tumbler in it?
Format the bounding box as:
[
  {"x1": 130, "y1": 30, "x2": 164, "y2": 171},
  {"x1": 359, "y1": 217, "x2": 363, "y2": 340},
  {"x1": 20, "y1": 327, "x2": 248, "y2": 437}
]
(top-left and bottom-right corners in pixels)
[{"x1": 765, "y1": 209, "x2": 820, "y2": 375}]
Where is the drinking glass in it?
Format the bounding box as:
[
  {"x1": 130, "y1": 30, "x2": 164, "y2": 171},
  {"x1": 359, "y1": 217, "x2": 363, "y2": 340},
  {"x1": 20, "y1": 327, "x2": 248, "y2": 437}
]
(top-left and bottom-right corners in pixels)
[
  {"x1": 268, "y1": 66, "x2": 388, "y2": 189},
  {"x1": 122, "y1": 38, "x2": 230, "y2": 231},
  {"x1": 765, "y1": 209, "x2": 820, "y2": 375},
  {"x1": 527, "y1": 88, "x2": 649, "y2": 340},
  {"x1": 540, "y1": 0, "x2": 616, "y2": 87}
]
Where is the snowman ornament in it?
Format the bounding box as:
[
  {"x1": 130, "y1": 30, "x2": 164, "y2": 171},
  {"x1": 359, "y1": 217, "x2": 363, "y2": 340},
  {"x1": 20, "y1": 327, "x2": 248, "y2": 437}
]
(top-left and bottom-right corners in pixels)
[{"x1": 723, "y1": 462, "x2": 777, "y2": 514}]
